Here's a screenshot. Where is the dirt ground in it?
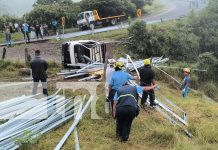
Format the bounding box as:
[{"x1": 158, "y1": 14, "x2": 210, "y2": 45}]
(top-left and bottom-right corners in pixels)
[{"x1": 0, "y1": 41, "x2": 62, "y2": 63}]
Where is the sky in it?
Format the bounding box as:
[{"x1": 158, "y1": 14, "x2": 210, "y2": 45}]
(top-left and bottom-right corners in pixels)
[{"x1": 0, "y1": 0, "x2": 80, "y2": 16}]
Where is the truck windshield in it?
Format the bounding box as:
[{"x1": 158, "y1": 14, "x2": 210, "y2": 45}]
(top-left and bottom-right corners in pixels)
[{"x1": 77, "y1": 13, "x2": 84, "y2": 20}]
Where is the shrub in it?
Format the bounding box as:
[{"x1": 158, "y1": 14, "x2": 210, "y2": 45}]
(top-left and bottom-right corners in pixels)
[{"x1": 202, "y1": 82, "x2": 217, "y2": 100}]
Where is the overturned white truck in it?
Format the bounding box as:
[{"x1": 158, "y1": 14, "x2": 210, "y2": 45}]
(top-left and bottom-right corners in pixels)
[{"x1": 61, "y1": 40, "x2": 114, "y2": 68}]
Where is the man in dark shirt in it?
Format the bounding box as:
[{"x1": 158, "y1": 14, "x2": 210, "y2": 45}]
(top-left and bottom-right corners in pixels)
[
  {"x1": 139, "y1": 58, "x2": 158, "y2": 107},
  {"x1": 34, "y1": 22, "x2": 43, "y2": 40},
  {"x1": 30, "y1": 50, "x2": 48, "y2": 96},
  {"x1": 113, "y1": 84, "x2": 157, "y2": 142}
]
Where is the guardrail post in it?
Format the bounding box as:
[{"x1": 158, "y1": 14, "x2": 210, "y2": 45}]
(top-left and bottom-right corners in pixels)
[{"x1": 2, "y1": 47, "x2": 6, "y2": 60}]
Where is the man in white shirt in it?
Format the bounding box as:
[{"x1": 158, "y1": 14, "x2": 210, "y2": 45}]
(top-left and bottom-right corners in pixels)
[{"x1": 105, "y1": 59, "x2": 116, "y2": 113}]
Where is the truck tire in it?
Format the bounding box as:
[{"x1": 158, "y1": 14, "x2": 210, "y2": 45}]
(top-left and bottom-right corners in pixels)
[{"x1": 111, "y1": 19, "x2": 117, "y2": 25}]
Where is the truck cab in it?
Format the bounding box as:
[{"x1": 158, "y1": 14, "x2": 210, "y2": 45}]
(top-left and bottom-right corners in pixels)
[
  {"x1": 61, "y1": 40, "x2": 107, "y2": 68},
  {"x1": 77, "y1": 11, "x2": 95, "y2": 30}
]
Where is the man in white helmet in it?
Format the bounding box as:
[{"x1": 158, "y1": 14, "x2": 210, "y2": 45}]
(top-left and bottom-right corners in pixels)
[{"x1": 105, "y1": 59, "x2": 116, "y2": 113}]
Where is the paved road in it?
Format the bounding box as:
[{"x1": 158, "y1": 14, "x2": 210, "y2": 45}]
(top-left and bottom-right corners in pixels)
[{"x1": 0, "y1": 0, "x2": 207, "y2": 46}]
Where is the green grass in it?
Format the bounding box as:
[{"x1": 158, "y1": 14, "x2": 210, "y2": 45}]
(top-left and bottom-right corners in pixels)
[
  {"x1": 28, "y1": 82, "x2": 218, "y2": 150},
  {"x1": 1, "y1": 60, "x2": 218, "y2": 150}
]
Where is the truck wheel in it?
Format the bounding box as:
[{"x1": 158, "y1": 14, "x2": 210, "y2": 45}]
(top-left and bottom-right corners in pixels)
[{"x1": 111, "y1": 19, "x2": 117, "y2": 25}]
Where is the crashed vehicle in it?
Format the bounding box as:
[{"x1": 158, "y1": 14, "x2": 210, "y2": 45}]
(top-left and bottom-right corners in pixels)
[{"x1": 61, "y1": 40, "x2": 110, "y2": 68}]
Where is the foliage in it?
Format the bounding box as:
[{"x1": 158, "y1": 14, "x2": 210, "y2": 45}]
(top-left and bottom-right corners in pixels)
[
  {"x1": 127, "y1": 21, "x2": 152, "y2": 57},
  {"x1": 197, "y1": 52, "x2": 218, "y2": 82},
  {"x1": 34, "y1": 0, "x2": 73, "y2": 5},
  {"x1": 127, "y1": 21, "x2": 199, "y2": 61},
  {"x1": 202, "y1": 82, "x2": 218, "y2": 100},
  {"x1": 0, "y1": 15, "x2": 22, "y2": 32},
  {"x1": 131, "y1": 0, "x2": 153, "y2": 9},
  {"x1": 80, "y1": 0, "x2": 137, "y2": 17},
  {"x1": 187, "y1": 0, "x2": 218, "y2": 56},
  {"x1": 27, "y1": 2, "x2": 81, "y2": 28}
]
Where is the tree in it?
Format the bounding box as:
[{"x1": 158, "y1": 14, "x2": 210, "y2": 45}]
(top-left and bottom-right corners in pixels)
[
  {"x1": 80, "y1": 0, "x2": 137, "y2": 17},
  {"x1": 131, "y1": 0, "x2": 153, "y2": 9},
  {"x1": 187, "y1": 0, "x2": 218, "y2": 56},
  {"x1": 28, "y1": 2, "x2": 81, "y2": 28},
  {"x1": 34, "y1": 0, "x2": 73, "y2": 5},
  {"x1": 127, "y1": 21, "x2": 152, "y2": 58}
]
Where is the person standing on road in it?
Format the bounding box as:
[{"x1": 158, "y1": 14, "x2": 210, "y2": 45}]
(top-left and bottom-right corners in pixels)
[
  {"x1": 113, "y1": 84, "x2": 158, "y2": 142},
  {"x1": 4, "y1": 28, "x2": 12, "y2": 47},
  {"x1": 34, "y1": 22, "x2": 43, "y2": 40},
  {"x1": 52, "y1": 19, "x2": 58, "y2": 33},
  {"x1": 139, "y1": 58, "x2": 158, "y2": 107},
  {"x1": 109, "y1": 61, "x2": 138, "y2": 115},
  {"x1": 31, "y1": 50, "x2": 48, "y2": 96},
  {"x1": 22, "y1": 23, "x2": 30, "y2": 42},
  {"x1": 14, "y1": 22, "x2": 19, "y2": 32},
  {"x1": 181, "y1": 68, "x2": 191, "y2": 98}
]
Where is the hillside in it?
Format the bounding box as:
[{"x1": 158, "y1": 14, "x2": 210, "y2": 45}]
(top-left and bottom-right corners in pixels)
[{"x1": 30, "y1": 82, "x2": 218, "y2": 150}]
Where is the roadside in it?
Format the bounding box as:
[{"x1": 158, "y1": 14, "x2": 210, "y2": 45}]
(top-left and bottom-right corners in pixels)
[{"x1": 0, "y1": 0, "x2": 166, "y2": 46}]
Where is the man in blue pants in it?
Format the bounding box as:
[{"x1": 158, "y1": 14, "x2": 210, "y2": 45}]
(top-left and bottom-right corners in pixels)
[
  {"x1": 113, "y1": 84, "x2": 158, "y2": 142},
  {"x1": 181, "y1": 68, "x2": 191, "y2": 98}
]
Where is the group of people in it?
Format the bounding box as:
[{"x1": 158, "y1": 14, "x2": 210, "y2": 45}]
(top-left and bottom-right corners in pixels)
[
  {"x1": 2, "y1": 20, "x2": 57, "y2": 46},
  {"x1": 29, "y1": 51, "x2": 191, "y2": 143},
  {"x1": 105, "y1": 58, "x2": 191, "y2": 142},
  {"x1": 21, "y1": 22, "x2": 49, "y2": 42}
]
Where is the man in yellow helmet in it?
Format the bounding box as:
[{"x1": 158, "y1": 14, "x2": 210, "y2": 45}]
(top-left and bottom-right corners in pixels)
[
  {"x1": 139, "y1": 58, "x2": 158, "y2": 107},
  {"x1": 181, "y1": 68, "x2": 191, "y2": 98},
  {"x1": 108, "y1": 61, "x2": 137, "y2": 115}
]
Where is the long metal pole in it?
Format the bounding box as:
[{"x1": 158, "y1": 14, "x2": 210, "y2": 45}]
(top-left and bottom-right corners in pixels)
[{"x1": 54, "y1": 96, "x2": 93, "y2": 150}]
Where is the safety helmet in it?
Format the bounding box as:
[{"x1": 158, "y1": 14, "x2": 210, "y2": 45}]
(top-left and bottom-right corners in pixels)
[
  {"x1": 144, "y1": 58, "x2": 151, "y2": 65},
  {"x1": 108, "y1": 59, "x2": 116, "y2": 64},
  {"x1": 115, "y1": 61, "x2": 124, "y2": 69},
  {"x1": 183, "y1": 68, "x2": 190, "y2": 73}
]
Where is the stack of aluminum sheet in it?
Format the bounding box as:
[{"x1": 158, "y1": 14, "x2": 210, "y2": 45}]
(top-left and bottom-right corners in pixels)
[{"x1": 0, "y1": 90, "x2": 85, "y2": 150}]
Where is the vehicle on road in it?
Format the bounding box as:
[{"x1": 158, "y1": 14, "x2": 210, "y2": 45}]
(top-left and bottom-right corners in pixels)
[{"x1": 77, "y1": 10, "x2": 125, "y2": 31}]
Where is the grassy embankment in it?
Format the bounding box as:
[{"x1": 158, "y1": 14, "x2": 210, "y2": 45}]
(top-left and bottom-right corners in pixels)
[
  {"x1": 0, "y1": 32, "x2": 218, "y2": 150},
  {"x1": 2, "y1": 61, "x2": 217, "y2": 150}
]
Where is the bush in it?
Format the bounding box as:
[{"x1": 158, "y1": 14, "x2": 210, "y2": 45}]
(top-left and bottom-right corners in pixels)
[
  {"x1": 198, "y1": 52, "x2": 218, "y2": 82},
  {"x1": 80, "y1": 0, "x2": 137, "y2": 17},
  {"x1": 202, "y1": 82, "x2": 217, "y2": 100},
  {"x1": 127, "y1": 21, "x2": 199, "y2": 61}
]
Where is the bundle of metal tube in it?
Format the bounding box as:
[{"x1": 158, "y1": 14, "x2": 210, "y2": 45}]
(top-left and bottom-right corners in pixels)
[
  {"x1": 57, "y1": 62, "x2": 104, "y2": 80},
  {"x1": 0, "y1": 92, "x2": 82, "y2": 150},
  {"x1": 127, "y1": 57, "x2": 169, "y2": 72}
]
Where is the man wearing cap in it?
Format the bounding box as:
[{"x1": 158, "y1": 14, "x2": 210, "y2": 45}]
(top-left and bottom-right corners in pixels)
[
  {"x1": 181, "y1": 68, "x2": 191, "y2": 98},
  {"x1": 139, "y1": 58, "x2": 158, "y2": 107},
  {"x1": 108, "y1": 61, "x2": 137, "y2": 114}
]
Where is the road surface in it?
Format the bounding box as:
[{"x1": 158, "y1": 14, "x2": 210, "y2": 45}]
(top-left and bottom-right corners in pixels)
[{"x1": 0, "y1": 0, "x2": 207, "y2": 46}]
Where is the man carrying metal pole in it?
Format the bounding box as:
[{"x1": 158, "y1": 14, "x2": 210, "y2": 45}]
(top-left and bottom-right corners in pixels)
[
  {"x1": 30, "y1": 50, "x2": 48, "y2": 96},
  {"x1": 181, "y1": 68, "x2": 191, "y2": 98},
  {"x1": 139, "y1": 58, "x2": 158, "y2": 108},
  {"x1": 108, "y1": 61, "x2": 138, "y2": 115}
]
